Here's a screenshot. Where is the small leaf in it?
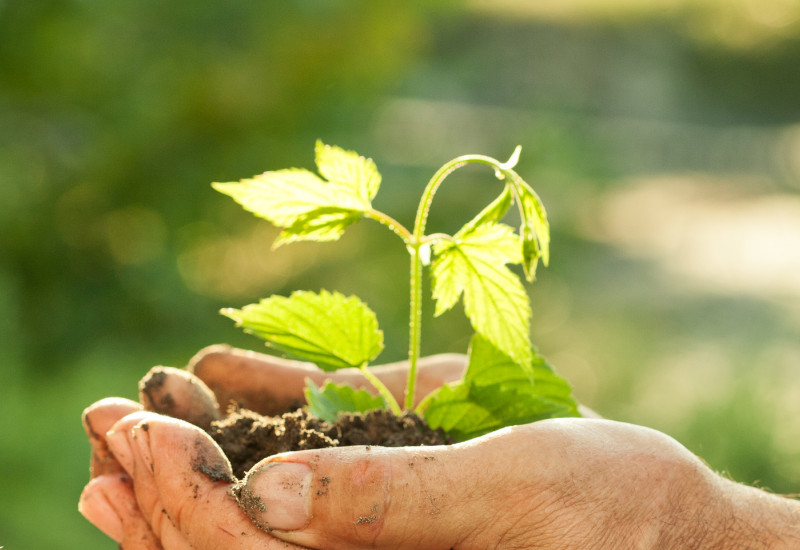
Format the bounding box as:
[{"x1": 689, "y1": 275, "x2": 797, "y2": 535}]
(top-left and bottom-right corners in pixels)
[
  {"x1": 305, "y1": 380, "x2": 386, "y2": 423},
  {"x1": 422, "y1": 334, "x2": 579, "y2": 441},
  {"x1": 505, "y1": 170, "x2": 550, "y2": 281},
  {"x1": 315, "y1": 140, "x2": 381, "y2": 202},
  {"x1": 221, "y1": 290, "x2": 383, "y2": 371},
  {"x1": 213, "y1": 142, "x2": 381, "y2": 246},
  {"x1": 460, "y1": 184, "x2": 513, "y2": 235},
  {"x1": 431, "y1": 222, "x2": 531, "y2": 367}
]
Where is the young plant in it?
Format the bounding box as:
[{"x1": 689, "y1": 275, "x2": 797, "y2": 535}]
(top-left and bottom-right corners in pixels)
[{"x1": 214, "y1": 141, "x2": 579, "y2": 441}]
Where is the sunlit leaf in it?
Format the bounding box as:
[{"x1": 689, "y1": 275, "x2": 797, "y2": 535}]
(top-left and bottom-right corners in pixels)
[
  {"x1": 221, "y1": 290, "x2": 383, "y2": 371},
  {"x1": 304, "y1": 380, "x2": 386, "y2": 423},
  {"x1": 212, "y1": 142, "x2": 380, "y2": 246},
  {"x1": 459, "y1": 184, "x2": 514, "y2": 235},
  {"x1": 315, "y1": 140, "x2": 381, "y2": 203},
  {"x1": 422, "y1": 334, "x2": 579, "y2": 441},
  {"x1": 431, "y1": 222, "x2": 531, "y2": 366}
]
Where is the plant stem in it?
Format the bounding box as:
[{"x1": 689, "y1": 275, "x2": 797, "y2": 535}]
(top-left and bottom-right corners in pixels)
[
  {"x1": 405, "y1": 243, "x2": 423, "y2": 410},
  {"x1": 413, "y1": 153, "x2": 516, "y2": 238},
  {"x1": 405, "y1": 152, "x2": 516, "y2": 411},
  {"x1": 359, "y1": 363, "x2": 402, "y2": 415},
  {"x1": 364, "y1": 209, "x2": 413, "y2": 243}
]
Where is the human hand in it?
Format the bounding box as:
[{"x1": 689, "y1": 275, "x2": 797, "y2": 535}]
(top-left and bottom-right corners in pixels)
[
  {"x1": 80, "y1": 347, "x2": 800, "y2": 549},
  {"x1": 78, "y1": 345, "x2": 466, "y2": 547}
]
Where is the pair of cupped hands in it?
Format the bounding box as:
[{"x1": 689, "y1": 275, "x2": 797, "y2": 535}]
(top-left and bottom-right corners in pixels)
[{"x1": 79, "y1": 346, "x2": 790, "y2": 550}]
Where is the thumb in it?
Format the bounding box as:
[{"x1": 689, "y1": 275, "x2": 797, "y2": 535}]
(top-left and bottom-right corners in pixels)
[
  {"x1": 235, "y1": 437, "x2": 521, "y2": 550},
  {"x1": 105, "y1": 411, "x2": 307, "y2": 550}
]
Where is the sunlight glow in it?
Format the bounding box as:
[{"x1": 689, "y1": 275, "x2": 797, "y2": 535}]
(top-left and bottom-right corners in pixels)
[
  {"x1": 468, "y1": 0, "x2": 800, "y2": 48},
  {"x1": 587, "y1": 176, "x2": 800, "y2": 297}
]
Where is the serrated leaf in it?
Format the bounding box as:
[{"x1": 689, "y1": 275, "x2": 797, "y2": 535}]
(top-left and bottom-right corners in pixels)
[
  {"x1": 221, "y1": 290, "x2": 383, "y2": 371},
  {"x1": 505, "y1": 170, "x2": 550, "y2": 281},
  {"x1": 304, "y1": 380, "x2": 386, "y2": 423},
  {"x1": 272, "y1": 206, "x2": 362, "y2": 247},
  {"x1": 460, "y1": 184, "x2": 514, "y2": 235},
  {"x1": 213, "y1": 141, "x2": 381, "y2": 246},
  {"x1": 422, "y1": 334, "x2": 579, "y2": 441},
  {"x1": 315, "y1": 140, "x2": 381, "y2": 203},
  {"x1": 431, "y1": 222, "x2": 531, "y2": 366}
]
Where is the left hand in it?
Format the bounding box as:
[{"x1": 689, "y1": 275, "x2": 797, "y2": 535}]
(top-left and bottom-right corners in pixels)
[{"x1": 79, "y1": 346, "x2": 467, "y2": 547}]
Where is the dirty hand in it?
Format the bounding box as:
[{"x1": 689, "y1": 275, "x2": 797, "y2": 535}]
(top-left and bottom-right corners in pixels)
[
  {"x1": 78, "y1": 345, "x2": 466, "y2": 548},
  {"x1": 80, "y1": 347, "x2": 800, "y2": 549}
]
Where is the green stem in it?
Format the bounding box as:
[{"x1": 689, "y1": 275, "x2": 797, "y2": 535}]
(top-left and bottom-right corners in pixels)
[
  {"x1": 405, "y1": 151, "x2": 518, "y2": 411},
  {"x1": 364, "y1": 209, "x2": 413, "y2": 243},
  {"x1": 413, "y1": 153, "x2": 516, "y2": 238},
  {"x1": 405, "y1": 244, "x2": 423, "y2": 410},
  {"x1": 359, "y1": 363, "x2": 402, "y2": 415}
]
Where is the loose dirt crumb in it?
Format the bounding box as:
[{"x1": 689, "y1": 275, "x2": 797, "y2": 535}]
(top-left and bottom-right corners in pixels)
[
  {"x1": 232, "y1": 483, "x2": 272, "y2": 532},
  {"x1": 355, "y1": 515, "x2": 377, "y2": 525}
]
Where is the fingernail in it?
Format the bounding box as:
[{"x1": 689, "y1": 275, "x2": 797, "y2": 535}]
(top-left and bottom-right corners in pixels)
[
  {"x1": 240, "y1": 462, "x2": 313, "y2": 531},
  {"x1": 79, "y1": 477, "x2": 124, "y2": 543},
  {"x1": 131, "y1": 422, "x2": 154, "y2": 473},
  {"x1": 105, "y1": 429, "x2": 134, "y2": 474}
]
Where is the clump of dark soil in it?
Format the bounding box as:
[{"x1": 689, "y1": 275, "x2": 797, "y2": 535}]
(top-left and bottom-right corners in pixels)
[{"x1": 207, "y1": 406, "x2": 450, "y2": 479}]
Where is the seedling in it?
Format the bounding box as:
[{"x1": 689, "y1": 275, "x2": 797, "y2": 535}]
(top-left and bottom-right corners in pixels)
[{"x1": 214, "y1": 142, "x2": 579, "y2": 441}]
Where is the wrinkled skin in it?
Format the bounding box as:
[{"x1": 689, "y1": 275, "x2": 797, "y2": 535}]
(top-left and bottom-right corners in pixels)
[{"x1": 80, "y1": 346, "x2": 800, "y2": 549}]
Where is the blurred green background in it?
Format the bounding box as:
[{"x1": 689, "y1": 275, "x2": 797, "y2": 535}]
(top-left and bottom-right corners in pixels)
[{"x1": 2, "y1": 0, "x2": 800, "y2": 547}]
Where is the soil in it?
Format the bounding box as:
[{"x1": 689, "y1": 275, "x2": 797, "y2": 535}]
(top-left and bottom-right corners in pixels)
[{"x1": 207, "y1": 405, "x2": 451, "y2": 479}]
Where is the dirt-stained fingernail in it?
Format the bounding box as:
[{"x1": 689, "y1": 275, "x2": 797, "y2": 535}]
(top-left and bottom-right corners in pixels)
[
  {"x1": 236, "y1": 462, "x2": 313, "y2": 531},
  {"x1": 131, "y1": 422, "x2": 154, "y2": 474}
]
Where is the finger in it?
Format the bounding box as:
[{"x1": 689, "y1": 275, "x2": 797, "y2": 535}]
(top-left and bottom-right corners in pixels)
[
  {"x1": 82, "y1": 397, "x2": 142, "y2": 478},
  {"x1": 235, "y1": 434, "x2": 528, "y2": 550},
  {"x1": 189, "y1": 345, "x2": 468, "y2": 413},
  {"x1": 188, "y1": 345, "x2": 318, "y2": 415},
  {"x1": 79, "y1": 474, "x2": 162, "y2": 549},
  {"x1": 106, "y1": 411, "x2": 306, "y2": 550},
  {"x1": 139, "y1": 366, "x2": 220, "y2": 429},
  {"x1": 105, "y1": 411, "x2": 198, "y2": 549}
]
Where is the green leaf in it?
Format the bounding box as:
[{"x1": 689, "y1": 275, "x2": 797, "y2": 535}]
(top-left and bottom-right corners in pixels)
[
  {"x1": 422, "y1": 334, "x2": 580, "y2": 441},
  {"x1": 273, "y1": 206, "x2": 362, "y2": 247},
  {"x1": 212, "y1": 142, "x2": 380, "y2": 246},
  {"x1": 505, "y1": 170, "x2": 550, "y2": 281},
  {"x1": 460, "y1": 184, "x2": 514, "y2": 235},
  {"x1": 221, "y1": 290, "x2": 383, "y2": 371},
  {"x1": 304, "y1": 380, "x2": 386, "y2": 423},
  {"x1": 315, "y1": 140, "x2": 381, "y2": 203},
  {"x1": 431, "y1": 222, "x2": 531, "y2": 367}
]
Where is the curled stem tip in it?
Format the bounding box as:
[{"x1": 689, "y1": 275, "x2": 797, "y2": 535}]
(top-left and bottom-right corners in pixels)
[{"x1": 501, "y1": 145, "x2": 522, "y2": 170}]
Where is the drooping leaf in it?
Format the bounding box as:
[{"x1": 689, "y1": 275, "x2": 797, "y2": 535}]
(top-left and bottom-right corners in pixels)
[
  {"x1": 304, "y1": 380, "x2": 386, "y2": 423},
  {"x1": 431, "y1": 222, "x2": 531, "y2": 367},
  {"x1": 212, "y1": 142, "x2": 380, "y2": 246},
  {"x1": 221, "y1": 290, "x2": 383, "y2": 371},
  {"x1": 505, "y1": 170, "x2": 550, "y2": 281},
  {"x1": 422, "y1": 334, "x2": 579, "y2": 441}
]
